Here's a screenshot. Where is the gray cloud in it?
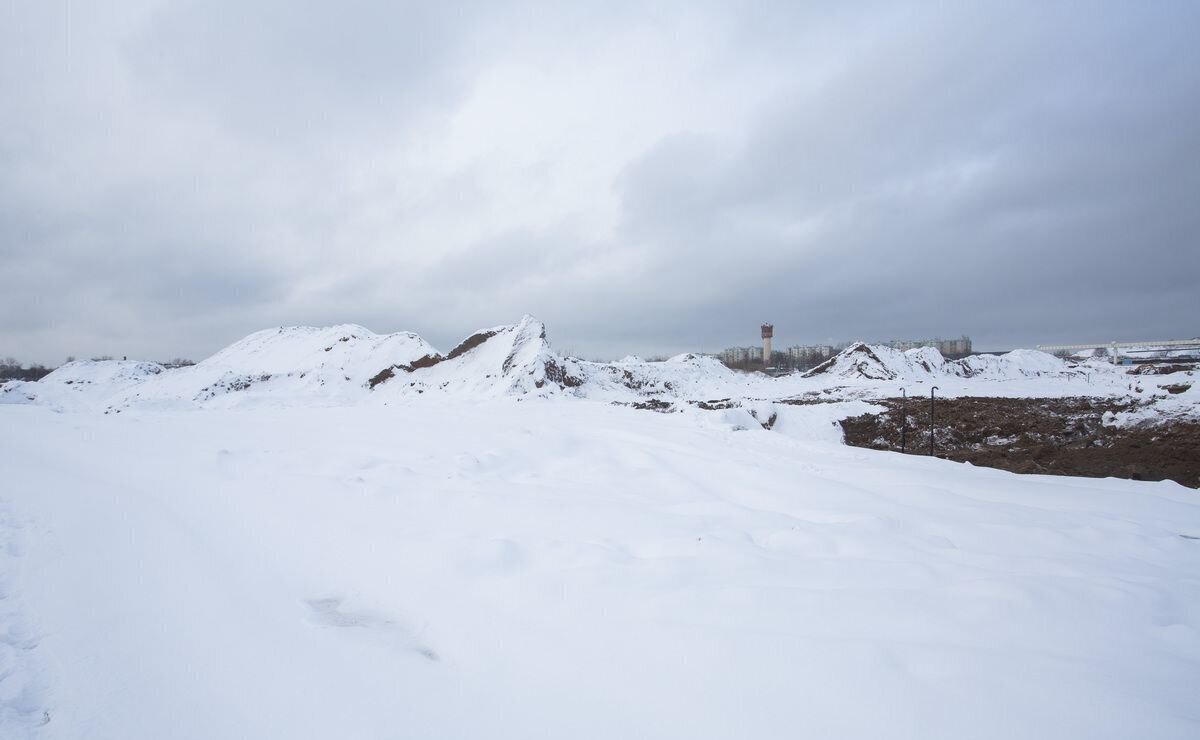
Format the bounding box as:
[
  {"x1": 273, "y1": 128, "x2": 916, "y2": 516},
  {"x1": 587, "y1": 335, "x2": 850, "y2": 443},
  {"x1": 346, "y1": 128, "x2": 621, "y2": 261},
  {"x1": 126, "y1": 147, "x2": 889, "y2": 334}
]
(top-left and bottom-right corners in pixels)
[{"x1": 1, "y1": 1, "x2": 1197, "y2": 365}]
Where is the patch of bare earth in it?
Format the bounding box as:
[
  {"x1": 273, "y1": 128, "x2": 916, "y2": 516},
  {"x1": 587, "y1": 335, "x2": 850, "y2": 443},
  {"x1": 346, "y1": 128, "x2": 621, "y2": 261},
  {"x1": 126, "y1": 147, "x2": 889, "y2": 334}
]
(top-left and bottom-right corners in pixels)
[{"x1": 840, "y1": 396, "x2": 1200, "y2": 488}]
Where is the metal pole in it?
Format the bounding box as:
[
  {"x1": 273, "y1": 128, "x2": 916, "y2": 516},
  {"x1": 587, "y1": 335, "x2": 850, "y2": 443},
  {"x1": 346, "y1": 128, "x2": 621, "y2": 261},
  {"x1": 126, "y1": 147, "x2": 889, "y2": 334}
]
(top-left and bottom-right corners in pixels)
[
  {"x1": 926, "y1": 386, "x2": 936, "y2": 455},
  {"x1": 899, "y1": 388, "x2": 907, "y2": 454}
]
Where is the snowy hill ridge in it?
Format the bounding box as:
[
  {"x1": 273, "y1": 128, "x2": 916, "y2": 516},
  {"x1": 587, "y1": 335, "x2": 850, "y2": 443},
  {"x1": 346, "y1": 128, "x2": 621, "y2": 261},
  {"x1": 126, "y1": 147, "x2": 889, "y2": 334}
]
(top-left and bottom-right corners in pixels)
[
  {"x1": 366, "y1": 316, "x2": 754, "y2": 401},
  {"x1": 0, "y1": 316, "x2": 757, "y2": 410},
  {"x1": 3, "y1": 319, "x2": 1184, "y2": 413},
  {"x1": 1, "y1": 324, "x2": 437, "y2": 411},
  {"x1": 805, "y1": 342, "x2": 1073, "y2": 381},
  {"x1": 368, "y1": 315, "x2": 589, "y2": 398}
]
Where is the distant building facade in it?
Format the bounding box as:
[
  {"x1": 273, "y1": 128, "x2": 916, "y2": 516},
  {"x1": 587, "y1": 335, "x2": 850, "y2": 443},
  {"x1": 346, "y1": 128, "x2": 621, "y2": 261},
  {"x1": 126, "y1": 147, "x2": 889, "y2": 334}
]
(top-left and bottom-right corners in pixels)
[
  {"x1": 787, "y1": 344, "x2": 835, "y2": 361},
  {"x1": 716, "y1": 328, "x2": 973, "y2": 372},
  {"x1": 718, "y1": 346, "x2": 763, "y2": 365},
  {"x1": 882, "y1": 336, "x2": 972, "y2": 356}
]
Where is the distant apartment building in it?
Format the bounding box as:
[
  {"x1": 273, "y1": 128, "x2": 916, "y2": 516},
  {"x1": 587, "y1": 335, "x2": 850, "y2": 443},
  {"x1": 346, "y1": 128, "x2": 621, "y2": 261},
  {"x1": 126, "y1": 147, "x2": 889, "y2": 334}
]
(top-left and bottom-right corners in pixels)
[
  {"x1": 717, "y1": 346, "x2": 763, "y2": 365},
  {"x1": 787, "y1": 344, "x2": 835, "y2": 362},
  {"x1": 716, "y1": 329, "x2": 973, "y2": 371},
  {"x1": 883, "y1": 336, "x2": 972, "y2": 356}
]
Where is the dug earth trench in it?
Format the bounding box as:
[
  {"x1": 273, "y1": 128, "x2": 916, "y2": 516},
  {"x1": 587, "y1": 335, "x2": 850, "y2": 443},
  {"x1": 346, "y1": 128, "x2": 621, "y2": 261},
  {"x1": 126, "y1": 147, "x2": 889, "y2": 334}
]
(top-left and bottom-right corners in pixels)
[{"x1": 839, "y1": 396, "x2": 1200, "y2": 488}]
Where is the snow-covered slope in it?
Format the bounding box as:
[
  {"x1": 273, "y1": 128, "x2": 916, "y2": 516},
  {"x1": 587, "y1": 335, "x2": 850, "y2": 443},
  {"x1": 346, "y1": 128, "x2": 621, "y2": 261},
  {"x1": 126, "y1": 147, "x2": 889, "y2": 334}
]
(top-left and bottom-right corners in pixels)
[
  {"x1": 805, "y1": 342, "x2": 1076, "y2": 382},
  {"x1": 2, "y1": 400, "x2": 1197, "y2": 739},
  {"x1": 124, "y1": 323, "x2": 438, "y2": 409},
  {"x1": 362, "y1": 316, "x2": 762, "y2": 402},
  {"x1": 3, "y1": 324, "x2": 439, "y2": 411},
  {"x1": 370, "y1": 315, "x2": 588, "y2": 398},
  {"x1": 948, "y1": 348, "x2": 1070, "y2": 379},
  {"x1": 0, "y1": 360, "x2": 165, "y2": 411},
  {"x1": 804, "y1": 343, "x2": 940, "y2": 380}
]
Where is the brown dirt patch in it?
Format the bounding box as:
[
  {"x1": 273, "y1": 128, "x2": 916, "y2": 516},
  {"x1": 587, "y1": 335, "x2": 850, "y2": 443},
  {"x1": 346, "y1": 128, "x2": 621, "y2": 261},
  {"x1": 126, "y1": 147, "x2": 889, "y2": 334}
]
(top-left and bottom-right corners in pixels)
[
  {"x1": 1128, "y1": 364, "x2": 1196, "y2": 375},
  {"x1": 446, "y1": 330, "x2": 499, "y2": 360},
  {"x1": 840, "y1": 396, "x2": 1200, "y2": 488}
]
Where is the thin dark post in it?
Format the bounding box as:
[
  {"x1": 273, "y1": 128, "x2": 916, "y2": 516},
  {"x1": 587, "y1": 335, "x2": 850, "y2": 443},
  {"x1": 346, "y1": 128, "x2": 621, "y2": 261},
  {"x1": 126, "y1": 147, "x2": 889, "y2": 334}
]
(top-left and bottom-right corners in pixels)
[
  {"x1": 899, "y1": 388, "x2": 907, "y2": 454},
  {"x1": 929, "y1": 386, "x2": 939, "y2": 456}
]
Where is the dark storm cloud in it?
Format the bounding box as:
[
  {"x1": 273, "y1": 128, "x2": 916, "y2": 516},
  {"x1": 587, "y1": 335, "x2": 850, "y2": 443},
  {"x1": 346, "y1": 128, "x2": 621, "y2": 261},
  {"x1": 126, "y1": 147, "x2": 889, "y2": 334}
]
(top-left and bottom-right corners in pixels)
[{"x1": 1, "y1": 1, "x2": 1197, "y2": 364}]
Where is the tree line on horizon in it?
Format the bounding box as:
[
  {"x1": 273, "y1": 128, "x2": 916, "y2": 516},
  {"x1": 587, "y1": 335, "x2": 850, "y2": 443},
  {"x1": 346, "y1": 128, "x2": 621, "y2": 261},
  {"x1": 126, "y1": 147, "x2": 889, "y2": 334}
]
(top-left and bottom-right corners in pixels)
[{"x1": 1, "y1": 355, "x2": 197, "y2": 382}]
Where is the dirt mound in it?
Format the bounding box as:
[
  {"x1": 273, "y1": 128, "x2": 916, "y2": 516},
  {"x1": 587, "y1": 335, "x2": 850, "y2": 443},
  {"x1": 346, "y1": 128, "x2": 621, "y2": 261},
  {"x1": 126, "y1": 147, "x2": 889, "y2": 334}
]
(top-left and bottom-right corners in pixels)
[{"x1": 840, "y1": 396, "x2": 1200, "y2": 488}]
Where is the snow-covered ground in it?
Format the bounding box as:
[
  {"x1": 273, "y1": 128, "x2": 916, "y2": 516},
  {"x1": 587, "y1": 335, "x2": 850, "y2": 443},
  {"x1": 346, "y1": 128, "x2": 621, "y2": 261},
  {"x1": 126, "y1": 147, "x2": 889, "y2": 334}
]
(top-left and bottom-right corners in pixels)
[{"x1": 1, "y1": 318, "x2": 1198, "y2": 739}]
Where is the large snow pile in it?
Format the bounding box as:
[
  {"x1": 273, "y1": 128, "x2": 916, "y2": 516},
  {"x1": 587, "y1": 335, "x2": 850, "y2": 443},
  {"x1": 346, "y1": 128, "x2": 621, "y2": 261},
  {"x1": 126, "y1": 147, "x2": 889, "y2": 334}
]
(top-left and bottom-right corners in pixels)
[
  {"x1": 361, "y1": 317, "x2": 757, "y2": 402},
  {"x1": 576, "y1": 352, "x2": 760, "y2": 401},
  {"x1": 5, "y1": 325, "x2": 438, "y2": 411},
  {"x1": 803, "y1": 343, "x2": 946, "y2": 381},
  {"x1": 369, "y1": 315, "x2": 589, "y2": 398},
  {"x1": 805, "y1": 342, "x2": 1073, "y2": 382},
  {"x1": 2, "y1": 400, "x2": 1197, "y2": 739},
  {"x1": 124, "y1": 323, "x2": 438, "y2": 408},
  {"x1": 0, "y1": 360, "x2": 164, "y2": 411},
  {"x1": 948, "y1": 348, "x2": 1069, "y2": 379}
]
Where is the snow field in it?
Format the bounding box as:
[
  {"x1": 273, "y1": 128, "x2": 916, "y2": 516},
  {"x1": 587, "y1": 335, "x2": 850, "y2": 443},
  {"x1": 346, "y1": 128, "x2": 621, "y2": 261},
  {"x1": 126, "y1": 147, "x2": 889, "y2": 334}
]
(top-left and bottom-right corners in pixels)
[{"x1": 2, "y1": 399, "x2": 1198, "y2": 739}]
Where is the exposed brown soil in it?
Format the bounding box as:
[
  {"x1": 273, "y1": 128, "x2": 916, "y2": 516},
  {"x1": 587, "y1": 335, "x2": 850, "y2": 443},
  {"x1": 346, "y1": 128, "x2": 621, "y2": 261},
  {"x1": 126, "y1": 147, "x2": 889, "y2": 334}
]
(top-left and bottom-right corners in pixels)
[
  {"x1": 611, "y1": 399, "x2": 675, "y2": 412},
  {"x1": 367, "y1": 367, "x2": 396, "y2": 389},
  {"x1": 840, "y1": 396, "x2": 1200, "y2": 488},
  {"x1": 446, "y1": 330, "x2": 499, "y2": 360},
  {"x1": 695, "y1": 399, "x2": 738, "y2": 410},
  {"x1": 404, "y1": 354, "x2": 444, "y2": 371},
  {"x1": 369, "y1": 332, "x2": 503, "y2": 389},
  {"x1": 1129, "y1": 364, "x2": 1196, "y2": 375},
  {"x1": 777, "y1": 394, "x2": 846, "y2": 405},
  {"x1": 541, "y1": 359, "x2": 583, "y2": 388}
]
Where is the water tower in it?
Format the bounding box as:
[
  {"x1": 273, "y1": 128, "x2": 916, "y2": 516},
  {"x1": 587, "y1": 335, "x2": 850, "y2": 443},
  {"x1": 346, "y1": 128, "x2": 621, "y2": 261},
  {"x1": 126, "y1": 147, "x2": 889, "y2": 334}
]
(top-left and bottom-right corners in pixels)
[{"x1": 761, "y1": 324, "x2": 773, "y2": 368}]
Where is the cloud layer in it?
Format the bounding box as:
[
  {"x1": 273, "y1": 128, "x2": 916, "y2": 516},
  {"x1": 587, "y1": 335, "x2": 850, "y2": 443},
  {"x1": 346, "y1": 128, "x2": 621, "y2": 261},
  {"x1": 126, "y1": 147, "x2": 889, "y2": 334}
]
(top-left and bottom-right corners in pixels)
[{"x1": 3, "y1": 1, "x2": 1198, "y2": 363}]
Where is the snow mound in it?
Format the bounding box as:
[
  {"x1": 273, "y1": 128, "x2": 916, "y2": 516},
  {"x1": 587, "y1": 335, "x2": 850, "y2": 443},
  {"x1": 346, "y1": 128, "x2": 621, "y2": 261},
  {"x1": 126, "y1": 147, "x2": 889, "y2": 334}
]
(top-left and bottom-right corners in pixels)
[
  {"x1": 948, "y1": 349, "x2": 1067, "y2": 379},
  {"x1": 572, "y1": 350, "x2": 757, "y2": 402},
  {"x1": 803, "y1": 343, "x2": 929, "y2": 380},
  {"x1": 805, "y1": 343, "x2": 1071, "y2": 382},
  {"x1": 368, "y1": 318, "x2": 759, "y2": 402},
  {"x1": 370, "y1": 315, "x2": 587, "y2": 398},
  {"x1": 41, "y1": 359, "x2": 165, "y2": 386},
  {"x1": 9, "y1": 325, "x2": 439, "y2": 411},
  {"x1": 129, "y1": 324, "x2": 439, "y2": 408},
  {"x1": 1, "y1": 360, "x2": 164, "y2": 411}
]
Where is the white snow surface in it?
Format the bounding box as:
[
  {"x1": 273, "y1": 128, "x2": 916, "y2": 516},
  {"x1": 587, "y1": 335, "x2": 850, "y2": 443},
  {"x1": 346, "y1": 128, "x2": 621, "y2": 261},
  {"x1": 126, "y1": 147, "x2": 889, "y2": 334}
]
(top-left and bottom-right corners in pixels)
[{"x1": 2, "y1": 318, "x2": 1199, "y2": 739}]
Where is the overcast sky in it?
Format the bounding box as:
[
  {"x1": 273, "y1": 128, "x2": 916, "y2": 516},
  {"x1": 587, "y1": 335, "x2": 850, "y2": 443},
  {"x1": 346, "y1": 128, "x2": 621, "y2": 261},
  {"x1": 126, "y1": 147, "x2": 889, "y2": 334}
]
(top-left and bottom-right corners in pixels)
[{"x1": 3, "y1": 1, "x2": 1198, "y2": 364}]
